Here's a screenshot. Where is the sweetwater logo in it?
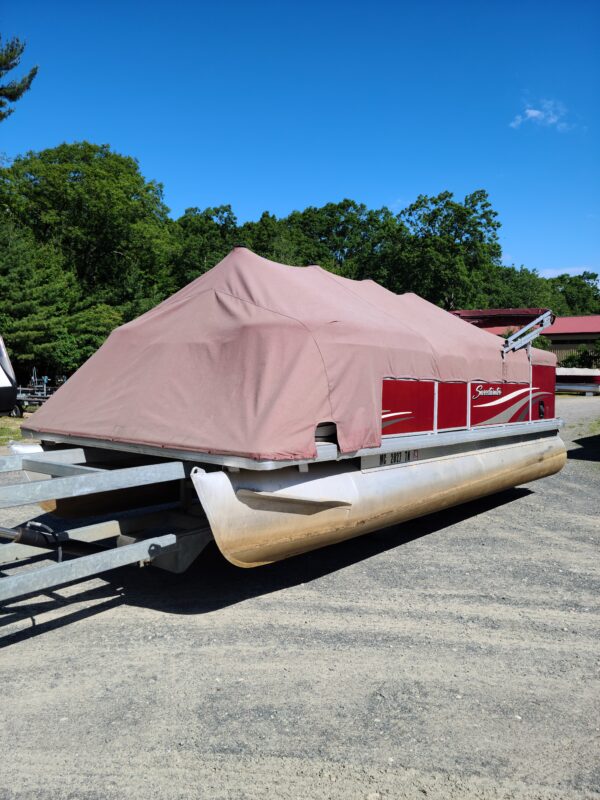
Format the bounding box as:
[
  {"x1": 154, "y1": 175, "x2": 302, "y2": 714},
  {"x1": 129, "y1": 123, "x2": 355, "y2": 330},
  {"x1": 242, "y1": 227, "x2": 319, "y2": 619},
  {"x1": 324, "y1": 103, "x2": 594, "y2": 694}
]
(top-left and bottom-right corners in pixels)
[{"x1": 472, "y1": 385, "x2": 503, "y2": 400}]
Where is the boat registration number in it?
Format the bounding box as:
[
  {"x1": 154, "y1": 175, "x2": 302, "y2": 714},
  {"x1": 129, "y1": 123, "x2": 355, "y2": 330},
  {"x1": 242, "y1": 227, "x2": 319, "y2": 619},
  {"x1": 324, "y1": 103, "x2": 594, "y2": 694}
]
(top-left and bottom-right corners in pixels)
[{"x1": 361, "y1": 449, "x2": 420, "y2": 470}]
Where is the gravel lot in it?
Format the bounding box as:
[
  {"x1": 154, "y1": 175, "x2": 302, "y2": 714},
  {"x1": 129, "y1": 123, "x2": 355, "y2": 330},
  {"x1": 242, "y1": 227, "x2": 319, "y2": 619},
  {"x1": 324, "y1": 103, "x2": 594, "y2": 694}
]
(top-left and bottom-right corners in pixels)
[{"x1": 1, "y1": 396, "x2": 598, "y2": 800}]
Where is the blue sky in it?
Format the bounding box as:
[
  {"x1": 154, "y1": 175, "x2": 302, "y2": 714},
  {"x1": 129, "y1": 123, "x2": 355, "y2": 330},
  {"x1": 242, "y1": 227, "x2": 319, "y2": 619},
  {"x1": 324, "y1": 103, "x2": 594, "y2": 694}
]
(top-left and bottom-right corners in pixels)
[{"x1": 1, "y1": 0, "x2": 598, "y2": 276}]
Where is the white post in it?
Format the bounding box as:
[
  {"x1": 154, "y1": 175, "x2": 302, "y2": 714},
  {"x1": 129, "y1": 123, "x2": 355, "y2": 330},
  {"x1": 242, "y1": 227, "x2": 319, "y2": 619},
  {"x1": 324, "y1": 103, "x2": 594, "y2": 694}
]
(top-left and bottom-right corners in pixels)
[
  {"x1": 466, "y1": 382, "x2": 471, "y2": 429},
  {"x1": 527, "y1": 343, "x2": 532, "y2": 421}
]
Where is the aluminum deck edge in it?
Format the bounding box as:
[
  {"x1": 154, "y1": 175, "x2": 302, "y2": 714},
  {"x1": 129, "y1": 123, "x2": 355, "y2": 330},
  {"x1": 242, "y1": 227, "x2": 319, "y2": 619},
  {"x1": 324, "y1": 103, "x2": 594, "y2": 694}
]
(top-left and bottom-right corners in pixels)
[{"x1": 21, "y1": 418, "x2": 563, "y2": 471}]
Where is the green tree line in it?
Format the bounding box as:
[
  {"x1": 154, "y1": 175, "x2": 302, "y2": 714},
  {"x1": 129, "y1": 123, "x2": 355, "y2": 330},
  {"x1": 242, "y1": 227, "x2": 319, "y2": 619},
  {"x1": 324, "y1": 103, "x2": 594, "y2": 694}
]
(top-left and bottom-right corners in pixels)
[{"x1": 1, "y1": 141, "x2": 598, "y2": 379}]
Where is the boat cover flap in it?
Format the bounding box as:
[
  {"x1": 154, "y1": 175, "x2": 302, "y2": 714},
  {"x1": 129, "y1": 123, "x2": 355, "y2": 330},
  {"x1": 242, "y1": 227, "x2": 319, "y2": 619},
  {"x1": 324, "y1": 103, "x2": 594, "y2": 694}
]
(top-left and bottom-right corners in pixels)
[{"x1": 26, "y1": 248, "x2": 556, "y2": 460}]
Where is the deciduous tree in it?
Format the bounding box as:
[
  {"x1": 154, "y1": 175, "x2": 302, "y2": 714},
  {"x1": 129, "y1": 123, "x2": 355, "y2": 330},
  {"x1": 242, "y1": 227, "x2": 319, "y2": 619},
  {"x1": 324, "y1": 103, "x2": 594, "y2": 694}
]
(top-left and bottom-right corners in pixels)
[{"x1": 0, "y1": 142, "x2": 176, "y2": 313}]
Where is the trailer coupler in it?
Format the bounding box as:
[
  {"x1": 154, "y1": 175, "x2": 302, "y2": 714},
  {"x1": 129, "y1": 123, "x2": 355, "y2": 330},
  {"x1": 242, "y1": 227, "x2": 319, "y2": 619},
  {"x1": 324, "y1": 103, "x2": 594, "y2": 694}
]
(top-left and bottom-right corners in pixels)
[
  {"x1": 1, "y1": 521, "x2": 69, "y2": 559},
  {"x1": 0, "y1": 521, "x2": 115, "y2": 563}
]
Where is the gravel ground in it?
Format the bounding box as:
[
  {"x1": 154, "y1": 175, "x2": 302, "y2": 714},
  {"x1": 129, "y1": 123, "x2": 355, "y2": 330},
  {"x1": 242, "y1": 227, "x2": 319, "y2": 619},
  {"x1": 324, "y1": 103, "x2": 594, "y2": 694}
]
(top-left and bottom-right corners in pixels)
[{"x1": 0, "y1": 396, "x2": 598, "y2": 800}]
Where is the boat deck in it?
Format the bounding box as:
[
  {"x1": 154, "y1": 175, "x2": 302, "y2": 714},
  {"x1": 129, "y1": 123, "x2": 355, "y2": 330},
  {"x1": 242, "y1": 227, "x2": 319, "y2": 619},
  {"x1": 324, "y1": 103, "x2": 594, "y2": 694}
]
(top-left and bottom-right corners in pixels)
[{"x1": 21, "y1": 418, "x2": 563, "y2": 471}]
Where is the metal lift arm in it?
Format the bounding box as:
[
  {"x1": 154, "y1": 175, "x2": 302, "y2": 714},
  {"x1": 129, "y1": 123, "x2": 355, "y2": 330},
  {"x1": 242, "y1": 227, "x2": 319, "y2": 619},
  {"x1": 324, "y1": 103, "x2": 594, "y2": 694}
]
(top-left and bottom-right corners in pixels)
[{"x1": 503, "y1": 310, "x2": 554, "y2": 354}]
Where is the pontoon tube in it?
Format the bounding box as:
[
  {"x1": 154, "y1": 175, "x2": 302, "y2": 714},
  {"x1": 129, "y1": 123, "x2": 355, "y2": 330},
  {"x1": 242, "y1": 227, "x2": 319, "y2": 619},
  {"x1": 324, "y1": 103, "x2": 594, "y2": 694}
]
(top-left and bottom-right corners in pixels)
[{"x1": 191, "y1": 434, "x2": 566, "y2": 567}]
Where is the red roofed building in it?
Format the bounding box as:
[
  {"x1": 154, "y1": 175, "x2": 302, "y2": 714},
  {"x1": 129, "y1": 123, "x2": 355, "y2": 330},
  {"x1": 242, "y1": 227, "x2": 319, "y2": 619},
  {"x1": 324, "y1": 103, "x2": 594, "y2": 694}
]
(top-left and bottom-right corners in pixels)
[
  {"x1": 540, "y1": 315, "x2": 600, "y2": 363},
  {"x1": 453, "y1": 309, "x2": 600, "y2": 363},
  {"x1": 452, "y1": 308, "x2": 549, "y2": 337}
]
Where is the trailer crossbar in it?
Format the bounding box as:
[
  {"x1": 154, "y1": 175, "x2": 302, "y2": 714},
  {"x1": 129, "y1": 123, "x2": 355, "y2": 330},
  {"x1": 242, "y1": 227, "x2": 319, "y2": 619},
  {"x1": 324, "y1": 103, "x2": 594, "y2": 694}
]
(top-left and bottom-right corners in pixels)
[
  {"x1": 0, "y1": 448, "x2": 88, "y2": 474},
  {"x1": 0, "y1": 461, "x2": 186, "y2": 509},
  {"x1": 20, "y1": 459, "x2": 103, "y2": 477},
  {"x1": 0, "y1": 446, "x2": 143, "y2": 475},
  {"x1": 0, "y1": 533, "x2": 177, "y2": 604}
]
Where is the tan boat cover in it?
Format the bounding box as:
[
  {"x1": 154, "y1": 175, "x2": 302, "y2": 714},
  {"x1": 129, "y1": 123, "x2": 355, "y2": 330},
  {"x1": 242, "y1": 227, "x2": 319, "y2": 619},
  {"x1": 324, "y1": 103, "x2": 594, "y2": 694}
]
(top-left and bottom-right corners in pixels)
[{"x1": 26, "y1": 248, "x2": 556, "y2": 460}]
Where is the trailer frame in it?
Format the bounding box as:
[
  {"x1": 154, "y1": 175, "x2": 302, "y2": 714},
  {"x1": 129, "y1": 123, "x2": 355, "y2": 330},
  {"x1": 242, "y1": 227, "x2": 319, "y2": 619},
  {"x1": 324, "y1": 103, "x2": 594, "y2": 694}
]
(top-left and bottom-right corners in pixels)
[{"x1": 1, "y1": 416, "x2": 563, "y2": 606}]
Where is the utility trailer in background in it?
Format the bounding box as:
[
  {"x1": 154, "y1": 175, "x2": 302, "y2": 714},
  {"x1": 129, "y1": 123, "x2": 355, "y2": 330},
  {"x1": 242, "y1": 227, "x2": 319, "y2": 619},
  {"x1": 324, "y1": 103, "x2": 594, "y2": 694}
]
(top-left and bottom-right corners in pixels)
[
  {"x1": 556, "y1": 367, "x2": 600, "y2": 396},
  {"x1": 16, "y1": 367, "x2": 65, "y2": 411}
]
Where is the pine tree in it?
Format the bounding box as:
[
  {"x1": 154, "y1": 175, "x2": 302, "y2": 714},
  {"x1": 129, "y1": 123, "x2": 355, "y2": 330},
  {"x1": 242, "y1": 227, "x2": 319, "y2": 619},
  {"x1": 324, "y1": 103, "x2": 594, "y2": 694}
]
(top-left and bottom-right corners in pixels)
[
  {"x1": 0, "y1": 36, "x2": 38, "y2": 122},
  {"x1": 0, "y1": 213, "x2": 79, "y2": 377}
]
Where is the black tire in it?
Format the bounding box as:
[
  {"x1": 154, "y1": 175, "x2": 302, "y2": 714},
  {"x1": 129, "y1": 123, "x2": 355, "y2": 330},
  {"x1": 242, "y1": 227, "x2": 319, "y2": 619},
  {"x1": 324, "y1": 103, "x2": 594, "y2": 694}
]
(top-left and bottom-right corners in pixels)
[{"x1": 9, "y1": 403, "x2": 23, "y2": 418}]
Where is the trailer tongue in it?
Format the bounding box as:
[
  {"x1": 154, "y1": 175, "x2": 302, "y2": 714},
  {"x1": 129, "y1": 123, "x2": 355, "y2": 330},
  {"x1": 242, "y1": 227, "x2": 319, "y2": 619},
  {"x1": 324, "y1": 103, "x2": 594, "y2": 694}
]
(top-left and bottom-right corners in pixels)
[{"x1": 0, "y1": 249, "x2": 566, "y2": 604}]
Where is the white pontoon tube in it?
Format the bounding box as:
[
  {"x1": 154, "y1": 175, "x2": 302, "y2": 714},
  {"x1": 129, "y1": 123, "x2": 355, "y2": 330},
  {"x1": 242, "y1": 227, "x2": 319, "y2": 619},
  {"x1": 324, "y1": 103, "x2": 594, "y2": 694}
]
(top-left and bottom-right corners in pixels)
[{"x1": 192, "y1": 431, "x2": 566, "y2": 568}]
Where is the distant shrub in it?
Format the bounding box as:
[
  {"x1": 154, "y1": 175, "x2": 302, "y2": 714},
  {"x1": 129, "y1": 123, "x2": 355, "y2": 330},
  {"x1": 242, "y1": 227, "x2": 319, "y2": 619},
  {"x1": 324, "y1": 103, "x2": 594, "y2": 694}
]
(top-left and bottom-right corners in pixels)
[{"x1": 561, "y1": 341, "x2": 600, "y2": 368}]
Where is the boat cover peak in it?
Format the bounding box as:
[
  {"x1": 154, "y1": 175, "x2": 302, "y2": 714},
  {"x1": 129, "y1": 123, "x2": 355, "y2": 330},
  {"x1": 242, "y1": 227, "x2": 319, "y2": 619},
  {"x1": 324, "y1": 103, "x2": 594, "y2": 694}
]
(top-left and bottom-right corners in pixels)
[{"x1": 25, "y1": 248, "x2": 555, "y2": 460}]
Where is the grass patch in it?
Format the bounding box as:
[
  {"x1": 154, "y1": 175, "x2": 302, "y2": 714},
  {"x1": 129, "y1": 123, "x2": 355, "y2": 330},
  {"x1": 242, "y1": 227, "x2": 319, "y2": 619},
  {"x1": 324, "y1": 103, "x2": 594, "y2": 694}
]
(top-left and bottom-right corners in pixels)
[{"x1": 0, "y1": 416, "x2": 24, "y2": 447}]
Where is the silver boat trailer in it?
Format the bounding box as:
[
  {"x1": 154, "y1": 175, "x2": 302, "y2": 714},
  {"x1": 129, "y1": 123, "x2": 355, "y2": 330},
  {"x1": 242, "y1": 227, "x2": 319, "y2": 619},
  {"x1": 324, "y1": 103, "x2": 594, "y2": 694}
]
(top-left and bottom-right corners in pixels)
[
  {"x1": 0, "y1": 415, "x2": 566, "y2": 604},
  {"x1": 0, "y1": 446, "x2": 215, "y2": 605}
]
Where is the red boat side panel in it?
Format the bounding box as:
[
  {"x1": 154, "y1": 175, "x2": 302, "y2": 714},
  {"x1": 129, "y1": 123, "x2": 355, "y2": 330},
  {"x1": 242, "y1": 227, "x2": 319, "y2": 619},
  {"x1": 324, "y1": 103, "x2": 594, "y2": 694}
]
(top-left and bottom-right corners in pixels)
[
  {"x1": 469, "y1": 370, "x2": 555, "y2": 426},
  {"x1": 437, "y1": 383, "x2": 468, "y2": 430},
  {"x1": 382, "y1": 368, "x2": 557, "y2": 436},
  {"x1": 531, "y1": 365, "x2": 556, "y2": 419},
  {"x1": 382, "y1": 380, "x2": 434, "y2": 434},
  {"x1": 471, "y1": 383, "x2": 530, "y2": 426}
]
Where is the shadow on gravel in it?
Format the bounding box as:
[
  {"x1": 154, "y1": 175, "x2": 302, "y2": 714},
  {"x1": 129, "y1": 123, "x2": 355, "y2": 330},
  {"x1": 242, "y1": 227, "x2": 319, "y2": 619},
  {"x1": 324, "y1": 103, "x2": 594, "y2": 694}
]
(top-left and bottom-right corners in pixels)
[
  {"x1": 568, "y1": 434, "x2": 600, "y2": 463},
  {"x1": 0, "y1": 487, "x2": 531, "y2": 646}
]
